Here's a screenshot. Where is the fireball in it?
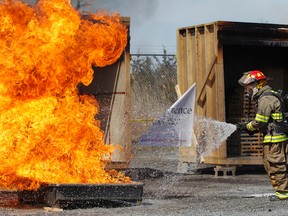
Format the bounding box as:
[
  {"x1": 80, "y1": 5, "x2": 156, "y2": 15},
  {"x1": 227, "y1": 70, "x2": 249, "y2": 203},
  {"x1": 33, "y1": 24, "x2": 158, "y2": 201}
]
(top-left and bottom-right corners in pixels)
[{"x1": 0, "y1": 0, "x2": 130, "y2": 190}]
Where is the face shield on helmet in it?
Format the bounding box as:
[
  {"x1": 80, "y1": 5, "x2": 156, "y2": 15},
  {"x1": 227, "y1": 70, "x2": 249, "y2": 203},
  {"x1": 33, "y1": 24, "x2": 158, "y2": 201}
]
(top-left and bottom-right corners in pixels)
[
  {"x1": 238, "y1": 70, "x2": 266, "y2": 86},
  {"x1": 238, "y1": 70, "x2": 267, "y2": 99}
]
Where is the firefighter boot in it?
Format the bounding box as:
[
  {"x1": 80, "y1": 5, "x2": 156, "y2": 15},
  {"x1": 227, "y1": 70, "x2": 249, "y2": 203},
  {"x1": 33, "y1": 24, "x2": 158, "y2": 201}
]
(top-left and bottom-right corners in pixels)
[{"x1": 270, "y1": 191, "x2": 288, "y2": 201}]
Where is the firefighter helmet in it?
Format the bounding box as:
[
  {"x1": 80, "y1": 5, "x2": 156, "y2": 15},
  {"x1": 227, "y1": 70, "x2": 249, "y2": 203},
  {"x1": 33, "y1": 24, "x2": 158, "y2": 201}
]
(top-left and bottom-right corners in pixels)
[{"x1": 238, "y1": 70, "x2": 266, "y2": 86}]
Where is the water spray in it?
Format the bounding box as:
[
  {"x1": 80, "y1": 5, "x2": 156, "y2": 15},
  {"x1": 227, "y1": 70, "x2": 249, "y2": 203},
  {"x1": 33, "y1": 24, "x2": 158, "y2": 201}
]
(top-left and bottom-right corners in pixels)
[{"x1": 194, "y1": 116, "x2": 237, "y2": 162}]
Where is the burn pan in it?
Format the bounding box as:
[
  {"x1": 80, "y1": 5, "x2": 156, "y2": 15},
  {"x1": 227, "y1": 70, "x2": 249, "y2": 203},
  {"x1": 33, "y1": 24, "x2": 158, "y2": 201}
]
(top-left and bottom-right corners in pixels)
[{"x1": 17, "y1": 182, "x2": 144, "y2": 208}]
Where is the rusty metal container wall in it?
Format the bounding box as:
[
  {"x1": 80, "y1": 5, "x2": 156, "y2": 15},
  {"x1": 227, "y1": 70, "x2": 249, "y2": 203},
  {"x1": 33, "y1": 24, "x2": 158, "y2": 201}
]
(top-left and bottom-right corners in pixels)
[{"x1": 78, "y1": 17, "x2": 131, "y2": 169}]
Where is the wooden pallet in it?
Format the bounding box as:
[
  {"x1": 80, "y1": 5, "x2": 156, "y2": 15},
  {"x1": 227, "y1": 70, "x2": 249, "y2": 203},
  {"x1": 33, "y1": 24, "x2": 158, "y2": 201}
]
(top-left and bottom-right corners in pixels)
[
  {"x1": 240, "y1": 132, "x2": 263, "y2": 157},
  {"x1": 242, "y1": 96, "x2": 256, "y2": 118},
  {"x1": 226, "y1": 90, "x2": 264, "y2": 158},
  {"x1": 240, "y1": 95, "x2": 263, "y2": 157},
  {"x1": 226, "y1": 91, "x2": 263, "y2": 158}
]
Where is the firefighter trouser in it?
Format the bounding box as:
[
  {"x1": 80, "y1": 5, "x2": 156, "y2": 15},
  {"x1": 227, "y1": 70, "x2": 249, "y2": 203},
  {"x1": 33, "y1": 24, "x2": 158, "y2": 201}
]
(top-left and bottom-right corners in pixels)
[{"x1": 263, "y1": 140, "x2": 288, "y2": 192}]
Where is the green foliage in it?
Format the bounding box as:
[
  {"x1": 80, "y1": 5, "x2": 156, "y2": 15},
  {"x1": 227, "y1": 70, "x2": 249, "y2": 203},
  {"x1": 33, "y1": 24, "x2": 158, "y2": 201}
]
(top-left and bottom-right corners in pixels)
[{"x1": 131, "y1": 49, "x2": 177, "y2": 106}]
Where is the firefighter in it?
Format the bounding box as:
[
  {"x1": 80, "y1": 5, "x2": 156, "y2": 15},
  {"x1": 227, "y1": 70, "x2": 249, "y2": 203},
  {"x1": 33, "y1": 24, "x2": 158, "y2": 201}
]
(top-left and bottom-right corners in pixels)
[{"x1": 237, "y1": 70, "x2": 288, "y2": 201}]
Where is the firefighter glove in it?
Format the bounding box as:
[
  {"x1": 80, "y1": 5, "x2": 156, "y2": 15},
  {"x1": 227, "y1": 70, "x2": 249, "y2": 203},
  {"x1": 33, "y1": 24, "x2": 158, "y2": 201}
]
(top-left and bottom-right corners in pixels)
[
  {"x1": 247, "y1": 130, "x2": 258, "y2": 136},
  {"x1": 236, "y1": 122, "x2": 258, "y2": 136},
  {"x1": 236, "y1": 122, "x2": 247, "y2": 131}
]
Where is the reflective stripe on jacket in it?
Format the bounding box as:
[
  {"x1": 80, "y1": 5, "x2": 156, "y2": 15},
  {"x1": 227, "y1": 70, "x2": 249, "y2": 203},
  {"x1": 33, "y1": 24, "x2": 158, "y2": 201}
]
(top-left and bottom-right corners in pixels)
[{"x1": 246, "y1": 85, "x2": 288, "y2": 143}]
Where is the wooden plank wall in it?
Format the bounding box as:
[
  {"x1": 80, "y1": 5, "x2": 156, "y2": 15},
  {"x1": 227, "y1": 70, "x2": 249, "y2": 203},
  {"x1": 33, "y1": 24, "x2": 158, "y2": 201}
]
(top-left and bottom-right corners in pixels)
[
  {"x1": 109, "y1": 50, "x2": 131, "y2": 165},
  {"x1": 109, "y1": 17, "x2": 131, "y2": 167},
  {"x1": 177, "y1": 28, "x2": 194, "y2": 162},
  {"x1": 177, "y1": 22, "x2": 227, "y2": 163}
]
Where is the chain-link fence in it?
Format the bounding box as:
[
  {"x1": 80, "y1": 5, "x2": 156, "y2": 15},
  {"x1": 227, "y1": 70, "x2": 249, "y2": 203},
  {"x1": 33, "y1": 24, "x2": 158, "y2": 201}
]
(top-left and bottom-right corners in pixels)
[{"x1": 130, "y1": 54, "x2": 178, "y2": 143}]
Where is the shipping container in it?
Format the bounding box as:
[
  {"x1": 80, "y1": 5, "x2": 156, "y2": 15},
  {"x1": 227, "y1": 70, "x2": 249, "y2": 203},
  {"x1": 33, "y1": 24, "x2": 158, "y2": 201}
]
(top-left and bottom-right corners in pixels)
[
  {"x1": 177, "y1": 21, "x2": 288, "y2": 166},
  {"x1": 78, "y1": 17, "x2": 131, "y2": 169}
]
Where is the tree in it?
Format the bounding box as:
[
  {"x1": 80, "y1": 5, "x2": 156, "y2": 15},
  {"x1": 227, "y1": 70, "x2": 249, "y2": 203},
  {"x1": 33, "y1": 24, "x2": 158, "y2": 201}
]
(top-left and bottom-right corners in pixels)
[{"x1": 131, "y1": 50, "x2": 178, "y2": 118}]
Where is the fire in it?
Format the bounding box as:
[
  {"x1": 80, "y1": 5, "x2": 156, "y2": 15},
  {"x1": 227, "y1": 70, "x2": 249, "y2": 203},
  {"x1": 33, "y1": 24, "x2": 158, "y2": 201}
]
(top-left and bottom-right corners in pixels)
[{"x1": 0, "y1": 0, "x2": 130, "y2": 191}]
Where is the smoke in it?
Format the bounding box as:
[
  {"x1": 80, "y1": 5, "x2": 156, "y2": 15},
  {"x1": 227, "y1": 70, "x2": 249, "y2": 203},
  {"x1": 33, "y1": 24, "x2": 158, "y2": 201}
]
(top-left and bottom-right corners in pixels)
[
  {"x1": 22, "y1": 0, "x2": 159, "y2": 26},
  {"x1": 85, "y1": 0, "x2": 160, "y2": 26}
]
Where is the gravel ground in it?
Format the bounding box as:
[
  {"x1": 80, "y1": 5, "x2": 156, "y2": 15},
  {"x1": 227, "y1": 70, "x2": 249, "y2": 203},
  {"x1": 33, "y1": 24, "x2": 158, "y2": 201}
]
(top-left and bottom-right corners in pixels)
[{"x1": 0, "y1": 165, "x2": 288, "y2": 216}]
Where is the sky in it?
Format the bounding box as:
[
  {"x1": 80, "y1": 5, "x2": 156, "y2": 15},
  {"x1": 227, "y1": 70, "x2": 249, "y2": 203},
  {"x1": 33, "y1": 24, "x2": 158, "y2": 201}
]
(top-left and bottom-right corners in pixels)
[
  {"x1": 86, "y1": 0, "x2": 288, "y2": 55},
  {"x1": 24, "y1": 0, "x2": 288, "y2": 54}
]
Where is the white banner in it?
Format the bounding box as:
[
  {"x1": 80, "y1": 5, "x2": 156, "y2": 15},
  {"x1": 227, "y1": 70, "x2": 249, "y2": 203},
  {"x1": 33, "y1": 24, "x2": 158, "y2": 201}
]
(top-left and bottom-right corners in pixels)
[{"x1": 138, "y1": 83, "x2": 196, "y2": 147}]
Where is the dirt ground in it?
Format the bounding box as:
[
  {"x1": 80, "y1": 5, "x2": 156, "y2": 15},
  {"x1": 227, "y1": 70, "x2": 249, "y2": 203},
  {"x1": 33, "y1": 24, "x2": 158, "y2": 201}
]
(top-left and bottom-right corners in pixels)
[{"x1": 0, "y1": 165, "x2": 288, "y2": 216}]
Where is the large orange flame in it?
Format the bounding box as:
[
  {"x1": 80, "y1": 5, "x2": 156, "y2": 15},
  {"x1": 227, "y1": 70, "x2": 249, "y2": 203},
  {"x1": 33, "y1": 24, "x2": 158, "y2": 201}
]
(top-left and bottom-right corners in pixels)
[{"x1": 0, "y1": 0, "x2": 130, "y2": 191}]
